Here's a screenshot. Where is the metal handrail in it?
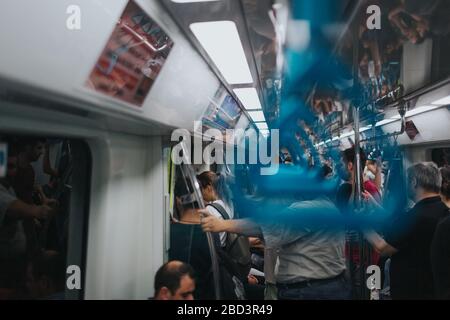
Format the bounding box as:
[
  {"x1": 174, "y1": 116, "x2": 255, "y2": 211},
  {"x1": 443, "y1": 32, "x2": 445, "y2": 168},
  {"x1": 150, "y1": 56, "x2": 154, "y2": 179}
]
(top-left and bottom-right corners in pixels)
[{"x1": 179, "y1": 142, "x2": 222, "y2": 300}]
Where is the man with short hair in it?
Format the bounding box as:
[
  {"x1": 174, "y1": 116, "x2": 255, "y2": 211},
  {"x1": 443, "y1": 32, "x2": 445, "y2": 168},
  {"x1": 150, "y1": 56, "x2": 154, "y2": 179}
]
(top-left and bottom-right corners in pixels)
[
  {"x1": 365, "y1": 162, "x2": 449, "y2": 299},
  {"x1": 430, "y1": 165, "x2": 450, "y2": 299},
  {"x1": 154, "y1": 261, "x2": 195, "y2": 300}
]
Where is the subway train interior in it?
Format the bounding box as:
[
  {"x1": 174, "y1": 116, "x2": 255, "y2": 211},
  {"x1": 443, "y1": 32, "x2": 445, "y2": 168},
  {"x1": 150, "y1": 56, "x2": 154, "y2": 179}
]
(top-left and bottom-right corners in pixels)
[{"x1": 0, "y1": 0, "x2": 450, "y2": 301}]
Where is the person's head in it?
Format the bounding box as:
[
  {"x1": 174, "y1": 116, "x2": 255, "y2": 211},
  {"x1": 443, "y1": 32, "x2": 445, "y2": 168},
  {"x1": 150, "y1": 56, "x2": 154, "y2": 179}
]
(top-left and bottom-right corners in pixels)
[
  {"x1": 197, "y1": 171, "x2": 219, "y2": 202},
  {"x1": 440, "y1": 165, "x2": 450, "y2": 204},
  {"x1": 16, "y1": 137, "x2": 46, "y2": 162},
  {"x1": 26, "y1": 250, "x2": 66, "y2": 299},
  {"x1": 407, "y1": 162, "x2": 442, "y2": 201},
  {"x1": 154, "y1": 261, "x2": 195, "y2": 300},
  {"x1": 340, "y1": 147, "x2": 366, "y2": 182}
]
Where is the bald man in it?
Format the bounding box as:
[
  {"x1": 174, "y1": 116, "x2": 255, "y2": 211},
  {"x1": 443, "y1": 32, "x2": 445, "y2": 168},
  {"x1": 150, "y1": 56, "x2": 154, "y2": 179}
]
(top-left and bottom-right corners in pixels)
[{"x1": 154, "y1": 261, "x2": 196, "y2": 300}]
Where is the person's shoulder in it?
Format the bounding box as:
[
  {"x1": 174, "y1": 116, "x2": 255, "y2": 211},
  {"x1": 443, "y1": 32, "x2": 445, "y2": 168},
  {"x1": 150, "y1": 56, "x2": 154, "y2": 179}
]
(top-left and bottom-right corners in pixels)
[
  {"x1": 211, "y1": 200, "x2": 234, "y2": 219},
  {"x1": 364, "y1": 180, "x2": 378, "y2": 191},
  {"x1": 437, "y1": 213, "x2": 450, "y2": 230},
  {"x1": 337, "y1": 182, "x2": 352, "y2": 194},
  {"x1": 417, "y1": 198, "x2": 449, "y2": 218},
  {"x1": 206, "y1": 202, "x2": 224, "y2": 219}
]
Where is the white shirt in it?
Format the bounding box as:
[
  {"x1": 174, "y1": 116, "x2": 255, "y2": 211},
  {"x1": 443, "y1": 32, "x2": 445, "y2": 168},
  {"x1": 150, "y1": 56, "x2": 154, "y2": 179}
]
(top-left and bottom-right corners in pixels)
[{"x1": 205, "y1": 199, "x2": 234, "y2": 247}]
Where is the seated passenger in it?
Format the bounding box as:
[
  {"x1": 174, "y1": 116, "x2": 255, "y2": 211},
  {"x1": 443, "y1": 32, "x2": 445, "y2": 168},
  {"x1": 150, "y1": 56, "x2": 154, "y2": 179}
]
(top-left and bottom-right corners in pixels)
[
  {"x1": 431, "y1": 166, "x2": 450, "y2": 299},
  {"x1": 365, "y1": 162, "x2": 449, "y2": 299},
  {"x1": 153, "y1": 261, "x2": 195, "y2": 300}
]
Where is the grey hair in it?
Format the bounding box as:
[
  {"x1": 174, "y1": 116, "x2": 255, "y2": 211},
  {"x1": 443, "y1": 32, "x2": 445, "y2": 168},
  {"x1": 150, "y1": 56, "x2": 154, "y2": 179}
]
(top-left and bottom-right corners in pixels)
[{"x1": 407, "y1": 162, "x2": 442, "y2": 193}]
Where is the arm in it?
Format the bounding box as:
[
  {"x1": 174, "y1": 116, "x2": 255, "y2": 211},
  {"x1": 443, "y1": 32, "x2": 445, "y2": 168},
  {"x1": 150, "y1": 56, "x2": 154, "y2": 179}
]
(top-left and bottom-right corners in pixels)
[
  {"x1": 34, "y1": 185, "x2": 58, "y2": 207},
  {"x1": 388, "y1": 5, "x2": 410, "y2": 35},
  {"x1": 200, "y1": 209, "x2": 263, "y2": 237},
  {"x1": 363, "y1": 191, "x2": 384, "y2": 212},
  {"x1": 364, "y1": 230, "x2": 398, "y2": 257},
  {"x1": 6, "y1": 200, "x2": 52, "y2": 220}
]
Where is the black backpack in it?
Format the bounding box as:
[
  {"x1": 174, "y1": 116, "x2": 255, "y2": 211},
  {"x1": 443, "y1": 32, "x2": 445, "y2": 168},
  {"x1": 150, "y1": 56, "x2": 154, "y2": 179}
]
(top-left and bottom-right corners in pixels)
[
  {"x1": 170, "y1": 222, "x2": 245, "y2": 300},
  {"x1": 207, "y1": 203, "x2": 252, "y2": 282}
]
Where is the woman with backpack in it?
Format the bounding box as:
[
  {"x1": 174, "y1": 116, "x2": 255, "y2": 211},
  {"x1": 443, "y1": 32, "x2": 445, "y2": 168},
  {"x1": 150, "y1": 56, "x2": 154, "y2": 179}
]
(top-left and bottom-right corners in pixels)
[
  {"x1": 170, "y1": 170, "x2": 251, "y2": 299},
  {"x1": 197, "y1": 171, "x2": 234, "y2": 247},
  {"x1": 197, "y1": 171, "x2": 265, "y2": 299}
]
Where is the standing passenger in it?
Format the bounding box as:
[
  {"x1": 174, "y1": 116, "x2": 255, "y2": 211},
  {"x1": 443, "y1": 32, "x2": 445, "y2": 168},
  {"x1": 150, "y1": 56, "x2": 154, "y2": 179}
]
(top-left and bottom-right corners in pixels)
[
  {"x1": 365, "y1": 162, "x2": 449, "y2": 299},
  {"x1": 197, "y1": 171, "x2": 234, "y2": 247},
  {"x1": 200, "y1": 195, "x2": 350, "y2": 300},
  {"x1": 431, "y1": 165, "x2": 450, "y2": 299}
]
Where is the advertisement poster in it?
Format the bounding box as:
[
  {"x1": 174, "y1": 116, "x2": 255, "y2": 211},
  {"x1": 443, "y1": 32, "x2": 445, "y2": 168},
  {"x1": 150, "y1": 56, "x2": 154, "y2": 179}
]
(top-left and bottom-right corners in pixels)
[
  {"x1": 201, "y1": 86, "x2": 246, "y2": 144},
  {"x1": 86, "y1": 0, "x2": 174, "y2": 107},
  {"x1": 202, "y1": 87, "x2": 243, "y2": 131}
]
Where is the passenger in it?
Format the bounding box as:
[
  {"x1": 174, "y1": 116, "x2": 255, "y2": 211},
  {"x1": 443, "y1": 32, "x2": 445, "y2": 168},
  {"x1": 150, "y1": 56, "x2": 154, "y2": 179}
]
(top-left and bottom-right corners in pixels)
[
  {"x1": 336, "y1": 147, "x2": 380, "y2": 289},
  {"x1": 365, "y1": 162, "x2": 449, "y2": 299},
  {"x1": 0, "y1": 147, "x2": 53, "y2": 289},
  {"x1": 365, "y1": 150, "x2": 383, "y2": 198},
  {"x1": 364, "y1": 165, "x2": 381, "y2": 200},
  {"x1": 439, "y1": 165, "x2": 450, "y2": 208},
  {"x1": 12, "y1": 137, "x2": 46, "y2": 204},
  {"x1": 153, "y1": 261, "x2": 195, "y2": 300},
  {"x1": 11, "y1": 138, "x2": 58, "y2": 254},
  {"x1": 171, "y1": 171, "x2": 245, "y2": 300},
  {"x1": 246, "y1": 237, "x2": 266, "y2": 300},
  {"x1": 336, "y1": 147, "x2": 366, "y2": 215},
  {"x1": 197, "y1": 171, "x2": 234, "y2": 247},
  {"x1": 197, "y1": 171, "x2": 256, "y2": 298},
  {"x1": 200, "y1": 194, "x2": 350, "y2": 300},
  {"x1": 26, "y1": 250, "x2": 66, "y2": 299},
  {"x1": 31, "y1": 140, "x2": 63, "y2": 251},
  {"x1": 431, "y1": 165, "x2": 450, "y2": 299}
]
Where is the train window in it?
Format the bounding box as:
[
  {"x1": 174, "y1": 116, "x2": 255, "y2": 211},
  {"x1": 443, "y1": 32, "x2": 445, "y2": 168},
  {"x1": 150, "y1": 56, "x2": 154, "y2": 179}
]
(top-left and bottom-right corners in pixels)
[
  {"x1": 0, "y1": 135, "x2": 90, "y2": 300},
  {"x1": 431, "y1": 148, "x2": 450, "y2": 167}
]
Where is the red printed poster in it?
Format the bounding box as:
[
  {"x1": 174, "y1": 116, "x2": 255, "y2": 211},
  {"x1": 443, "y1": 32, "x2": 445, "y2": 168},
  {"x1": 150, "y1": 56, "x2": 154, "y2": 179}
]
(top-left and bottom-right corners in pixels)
[{"x1": 86, "y1": 0, "x2": 174, "y2": 107}]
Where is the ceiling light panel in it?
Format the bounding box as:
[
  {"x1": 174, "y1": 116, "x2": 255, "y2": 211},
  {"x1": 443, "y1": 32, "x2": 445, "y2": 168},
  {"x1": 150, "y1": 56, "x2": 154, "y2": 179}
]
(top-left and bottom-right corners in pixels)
[
  {"x1": 432, "y1": 96, "x2": 450, "y2": 105},
  {"x1": 256, "y1": 122, "x2": 269, "y2": 130},
  {"x1": 247, "y1": 110, "x2": 266, "y2": 123},
  {"x1": 190, "y1": 21, "x2": 253, "y2": 84},
  {"x1": 233, "y1": 87, "x2": 262, "y2": 110},
  {"x1": 172, "y1": 0, "x2": 219, "y2": 3}
]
